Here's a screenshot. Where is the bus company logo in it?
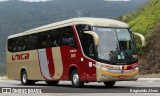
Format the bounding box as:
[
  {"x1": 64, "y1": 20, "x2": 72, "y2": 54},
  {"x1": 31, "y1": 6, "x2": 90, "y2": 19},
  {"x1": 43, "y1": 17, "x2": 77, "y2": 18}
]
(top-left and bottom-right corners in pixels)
[{"x1": 12, "y1": 53, "x2": 29, "y2": 61}]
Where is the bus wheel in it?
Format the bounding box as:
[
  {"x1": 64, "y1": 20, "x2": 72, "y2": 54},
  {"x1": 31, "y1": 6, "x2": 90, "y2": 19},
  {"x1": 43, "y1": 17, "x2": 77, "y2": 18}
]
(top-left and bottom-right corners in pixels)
[
  {"x1": 71, "y1": 70, "x2": 84, "y2": 88},
  {"x1": 46, "y1": 81, "x2": 59, "y2": 85},
  {"x1": 21, "y1": 70, "x2": 35, "y2": 85},
  {"x1": 103, "y1": 81, "x2": 116, "y2": 87}
]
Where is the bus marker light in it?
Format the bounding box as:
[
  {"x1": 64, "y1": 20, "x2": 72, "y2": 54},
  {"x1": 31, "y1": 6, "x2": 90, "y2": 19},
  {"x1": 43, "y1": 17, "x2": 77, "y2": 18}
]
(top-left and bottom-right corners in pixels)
[
  {"x1": 81, "y1": 57, "x2": 84, "y2": 61},
  {"x1": 89, "y1": 62, "x2": 92, "y2": 67}
]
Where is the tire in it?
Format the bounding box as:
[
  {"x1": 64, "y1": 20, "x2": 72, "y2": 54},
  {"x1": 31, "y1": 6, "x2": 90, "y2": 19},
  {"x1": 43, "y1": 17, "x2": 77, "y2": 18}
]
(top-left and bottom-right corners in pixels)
[
  {"x1": 46, "y1": 81, "x2": 59, "y2": 85},
  {"x1": 103, "y1": 81, "x2": 116, "y2": 87},
  {"x1": 71, "y1": 70, "x2": 84, "y2": 88},
  {"x1": 21, "y1": 70, "x2": 35, "y2": 85}
]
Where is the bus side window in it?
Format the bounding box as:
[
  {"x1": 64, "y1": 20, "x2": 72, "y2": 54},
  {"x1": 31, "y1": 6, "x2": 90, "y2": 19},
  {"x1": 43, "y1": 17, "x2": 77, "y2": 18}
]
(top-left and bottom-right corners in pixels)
[
  {"x1": 50, "y1": 29, "x2": 62, "y2": 47},
  {"x1": 27, "y1": 34, "x2": 37, "y2": 50},
  {"x1": 8, "y1": 38, "x2": 16, "y2": 52},
  {"x1": 62, "y1": 26, "x2": 77, "y2": 47},
  {"x1": 14, "y1": 38, "x2": 19, "y2": 52},
  {"x1": 13, "y1": 38, "x2": 18, "y2": 51},
  {"x1": 18, "y1": 36, "x2": 28, "y2": 51},
  {"x1": 38, "y1": 32, "x2": 51, "y2": 49}
]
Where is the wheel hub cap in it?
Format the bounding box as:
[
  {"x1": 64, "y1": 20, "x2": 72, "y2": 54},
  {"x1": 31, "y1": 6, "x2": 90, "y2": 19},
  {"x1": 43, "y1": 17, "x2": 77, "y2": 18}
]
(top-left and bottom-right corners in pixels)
[
  {"x1": 73, "y1": 73, "x2": 79, "y2": 84},
  {"x1": 23, "y1": 73, "x2": 27, "y2": 83}
]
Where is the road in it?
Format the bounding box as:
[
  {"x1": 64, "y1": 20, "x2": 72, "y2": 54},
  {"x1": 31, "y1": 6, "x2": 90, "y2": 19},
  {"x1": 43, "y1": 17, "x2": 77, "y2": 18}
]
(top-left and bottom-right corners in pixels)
[{"x1": 0, "y1": 79, "x2": 160, "y2": 96}]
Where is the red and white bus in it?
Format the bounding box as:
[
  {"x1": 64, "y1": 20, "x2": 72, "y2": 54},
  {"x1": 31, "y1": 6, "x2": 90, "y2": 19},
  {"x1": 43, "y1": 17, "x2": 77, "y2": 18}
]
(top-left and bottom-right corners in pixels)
[{"x1": 6, "y1": 18, "x2": 145, "y2": 87}]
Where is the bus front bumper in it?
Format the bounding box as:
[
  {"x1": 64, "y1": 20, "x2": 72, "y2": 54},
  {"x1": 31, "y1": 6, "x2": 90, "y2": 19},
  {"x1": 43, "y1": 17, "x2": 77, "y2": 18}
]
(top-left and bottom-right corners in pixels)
[{"x1": 94, "y1": 62, "x2": 139, "y2": 82}]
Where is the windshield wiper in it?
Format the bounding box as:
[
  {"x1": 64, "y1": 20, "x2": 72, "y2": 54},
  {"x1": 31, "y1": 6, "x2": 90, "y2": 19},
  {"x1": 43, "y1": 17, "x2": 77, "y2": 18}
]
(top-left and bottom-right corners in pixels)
[
  {"x1": 122, "y1": 50, "x2": 132, "y2": 62},
  {"x1": 118, "y1": 42, "x2": 132, "y2": 62}
]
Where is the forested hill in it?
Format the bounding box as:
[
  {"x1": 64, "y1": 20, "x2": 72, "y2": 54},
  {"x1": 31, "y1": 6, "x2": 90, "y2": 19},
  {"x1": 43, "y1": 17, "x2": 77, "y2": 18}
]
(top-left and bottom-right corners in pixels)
[
  {"x1": 0, "y1": 0, "x2": 147, "y2": 75},
  {"x1": 120, "y1": 0, "x2": 160, "y2": 74}
]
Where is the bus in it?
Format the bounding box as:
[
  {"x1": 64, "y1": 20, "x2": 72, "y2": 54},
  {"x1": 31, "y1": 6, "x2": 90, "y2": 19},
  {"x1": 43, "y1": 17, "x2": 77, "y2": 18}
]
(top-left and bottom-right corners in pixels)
[{"x1": 6, "y1": 18, "x2": 145, "y2": 87}]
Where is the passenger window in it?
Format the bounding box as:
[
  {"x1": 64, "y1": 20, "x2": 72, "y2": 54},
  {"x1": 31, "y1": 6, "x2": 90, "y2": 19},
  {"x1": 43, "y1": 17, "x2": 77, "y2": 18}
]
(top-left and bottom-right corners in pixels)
[
  {"x1": 38, "y1": 32, "x2": 51, "y2": 49},
  {"x1": 13, "y1": 38, "x2": 20, "y2": 52},
  {"x1": 8, "y1": 26, "x2": 77, "y2": 52},
  {"x1": 62, "y1": 26, "x2": 77, "y2": 47},
  {"x1": 20, "y1": 36, "x2": 28, "y2": 51},
  {"x1": 50, "y1": 29, "x2": 62, "y2": 47},
  {"x1": 8, "y1": 38, "x2": 16, "y2": 52},
  {"x1": 27, "y1": 34, "x2": 37, "y2": 50}
]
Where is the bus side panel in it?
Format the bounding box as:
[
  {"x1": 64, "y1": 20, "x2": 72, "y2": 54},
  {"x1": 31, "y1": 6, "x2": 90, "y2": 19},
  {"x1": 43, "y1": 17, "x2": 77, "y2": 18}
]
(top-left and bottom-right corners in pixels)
[
  {"x1": 51, "y1": 47, "x2": 63, "y2": 80},
  {"x1": 6, "y1": 50, "x2": 45, "y2": 80},
  {"x1": 38, "y1": 48, "x2": 54, "y2": 80},
  {"x1": 82, "y1": 58, "x2": 97, "y2": 81},
  {"x1": 28, "y1": 50, "x2": 44, "y2": 80},
  {"x1": 60, "y1": 45, "x2": 96, "y2": 81},
  {"x1": 6, "y1": 51, "x2": 29, "y2": 80},
  {"x1": 59, "y1": 46, "x2": 79, "y2": 80}
]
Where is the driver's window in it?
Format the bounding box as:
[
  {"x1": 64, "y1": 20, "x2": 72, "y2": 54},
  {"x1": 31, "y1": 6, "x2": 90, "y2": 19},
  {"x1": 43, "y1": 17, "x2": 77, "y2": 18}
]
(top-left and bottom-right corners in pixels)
[{"x1": 82, "y1": 34, "x2": 95, "y2": 59}]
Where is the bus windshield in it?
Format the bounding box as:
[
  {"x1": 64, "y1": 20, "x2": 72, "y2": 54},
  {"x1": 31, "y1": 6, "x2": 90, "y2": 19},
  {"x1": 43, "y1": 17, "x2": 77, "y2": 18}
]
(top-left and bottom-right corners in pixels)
[{"x1": 93, "y1": 27, "x2": 137, "y2": 64}]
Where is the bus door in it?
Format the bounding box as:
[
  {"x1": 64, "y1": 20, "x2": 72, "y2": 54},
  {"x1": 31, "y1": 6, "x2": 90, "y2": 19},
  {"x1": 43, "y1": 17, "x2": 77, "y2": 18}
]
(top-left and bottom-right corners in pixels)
[
  {"x1": 60, "y1": 26, "x2": 79, "y2": 79},
  {"x1": 81, "y1": 33, "x2": 97, "y2": 81}
]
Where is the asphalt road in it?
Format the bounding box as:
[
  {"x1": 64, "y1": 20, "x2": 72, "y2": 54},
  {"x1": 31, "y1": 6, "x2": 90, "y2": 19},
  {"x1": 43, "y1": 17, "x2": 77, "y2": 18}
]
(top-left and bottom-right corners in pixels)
[{"x1": 0, "y1": 79, "x2": 160, "y2": 93}]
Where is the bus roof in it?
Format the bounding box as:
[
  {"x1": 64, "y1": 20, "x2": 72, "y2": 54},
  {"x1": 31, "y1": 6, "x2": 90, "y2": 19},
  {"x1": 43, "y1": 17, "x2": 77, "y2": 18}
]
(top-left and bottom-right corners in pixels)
[{"x1": 8, "y1": 17, "x2": 129, "y2": 39}]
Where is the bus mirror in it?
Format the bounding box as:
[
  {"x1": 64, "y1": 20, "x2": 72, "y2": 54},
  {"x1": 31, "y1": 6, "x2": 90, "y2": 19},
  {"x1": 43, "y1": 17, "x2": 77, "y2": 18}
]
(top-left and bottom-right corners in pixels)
[
  {"x1": 84, "y1": 31, "x2": 99, "y2": 46},
  {"x1": 133, "y1": 32, "x2": 145, "y2": 46}
]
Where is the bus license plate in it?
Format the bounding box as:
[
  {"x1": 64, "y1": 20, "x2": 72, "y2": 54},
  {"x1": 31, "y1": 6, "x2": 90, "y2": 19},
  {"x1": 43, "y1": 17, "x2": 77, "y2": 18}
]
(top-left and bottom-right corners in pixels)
[{"x1": 119, "y1": 75, "x2": 126, "y2": 79}]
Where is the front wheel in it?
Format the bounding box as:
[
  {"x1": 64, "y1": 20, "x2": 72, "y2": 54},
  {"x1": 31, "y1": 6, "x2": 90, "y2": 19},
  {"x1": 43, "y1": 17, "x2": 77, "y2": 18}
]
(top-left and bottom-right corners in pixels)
[
  {"x1": 103, "y1": 81, "x2": 116, "y2": 87},
  {"x1": 71, "y1": 70, "x2": 84, "y2": 88}
]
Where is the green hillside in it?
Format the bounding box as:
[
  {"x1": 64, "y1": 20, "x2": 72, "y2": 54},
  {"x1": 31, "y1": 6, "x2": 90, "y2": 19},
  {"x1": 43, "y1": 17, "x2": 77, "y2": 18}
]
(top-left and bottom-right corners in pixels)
[{"x1": 120, "y1": 0, "x2": 160, "y2": 74}]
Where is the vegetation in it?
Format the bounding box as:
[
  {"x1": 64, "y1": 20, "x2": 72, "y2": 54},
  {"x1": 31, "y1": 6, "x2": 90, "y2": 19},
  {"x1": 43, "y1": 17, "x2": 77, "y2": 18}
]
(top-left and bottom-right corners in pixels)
[
  {"x1": 120, "y1": 0, "x2": 160, "y2": 36},
  {"x1": 120, "y1": 0, "x2": 160, "y2": 74}
]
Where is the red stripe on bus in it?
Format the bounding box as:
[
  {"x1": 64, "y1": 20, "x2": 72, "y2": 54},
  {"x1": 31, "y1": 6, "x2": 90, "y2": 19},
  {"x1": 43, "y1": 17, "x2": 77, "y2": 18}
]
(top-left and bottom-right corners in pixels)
[
  {"x1": 46, "y1": 48, "x2": 55, "y2": 78},
  {"x1": 37, "y1": 50, "x2": 48, "y2": 80}
]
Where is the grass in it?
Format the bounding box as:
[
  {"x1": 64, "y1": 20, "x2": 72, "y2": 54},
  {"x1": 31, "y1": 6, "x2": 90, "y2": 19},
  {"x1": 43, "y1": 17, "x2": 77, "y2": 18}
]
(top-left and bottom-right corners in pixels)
[{"x1": 0, "y1": 76, "x2": 8, "y2": 80}]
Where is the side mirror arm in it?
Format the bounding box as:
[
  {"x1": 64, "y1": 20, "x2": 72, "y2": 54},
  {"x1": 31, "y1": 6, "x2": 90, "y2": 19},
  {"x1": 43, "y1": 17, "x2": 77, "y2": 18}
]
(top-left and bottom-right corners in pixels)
[
  {"x1": 133, "y1": 32, "x2": 146, "y2": 46},
  {"x1": 84, "y1": 31, "x2": 99, "y2": 46}
]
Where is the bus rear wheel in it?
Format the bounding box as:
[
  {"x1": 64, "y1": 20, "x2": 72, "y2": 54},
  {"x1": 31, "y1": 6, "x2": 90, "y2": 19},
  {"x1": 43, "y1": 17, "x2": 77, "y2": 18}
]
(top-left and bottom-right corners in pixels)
[
  {"x1": 103, "y1": 81, "x2": 116, "y2": 87},
  {"x1": 46, "y1": 81, "x2": 59, "y2": 85},
  {"x1": 21, "y1": 70, "x2": 35, "y2": 85},
  {"x1": 71, "y1": 70, "x2": 84, "y2": 88}
]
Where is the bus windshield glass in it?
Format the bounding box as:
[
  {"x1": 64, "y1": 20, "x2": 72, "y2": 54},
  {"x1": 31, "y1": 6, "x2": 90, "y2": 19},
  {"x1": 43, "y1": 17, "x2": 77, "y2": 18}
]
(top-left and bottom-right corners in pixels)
[{"x1": 93, "y1": 27, "x2": 137, "y2": 64}]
